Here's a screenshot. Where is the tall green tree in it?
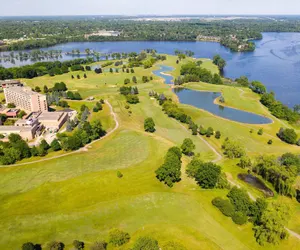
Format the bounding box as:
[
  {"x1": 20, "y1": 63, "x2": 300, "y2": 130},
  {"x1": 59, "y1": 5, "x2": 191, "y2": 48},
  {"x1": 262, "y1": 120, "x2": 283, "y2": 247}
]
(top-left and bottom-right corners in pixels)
[
  {"x1": 144, "y1": 117, "x2": 155, "y2": 133},
  {"x1": 254, "y1": 202, "x2": 290, "y2": 245},
  {"x1": 181, "y1": 138, "x2": 195, "y2": 156}
]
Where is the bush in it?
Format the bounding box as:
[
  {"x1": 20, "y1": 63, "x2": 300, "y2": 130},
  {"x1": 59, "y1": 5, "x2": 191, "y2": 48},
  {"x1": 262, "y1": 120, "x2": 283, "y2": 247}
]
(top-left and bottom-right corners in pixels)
[
  {"x1": 277, "y1": 127, "x2": 298, "y2": 144},
  {"x1": 117, "y1": 171, "x2": 123, "y2": 178},
  {"x1": 227, "y1": 187, "x2": 252, "y2": 215},
  {"x1": 232, "y1": 211, "x2": 248, "y2": 225},
  {"x1": 212, "y1": 197, "x2": 235, "y2": 217},
  {"x1": 206, "y1": 127, "x2": 214, "y2": 137},
  {"x1": 90, "y1": 241, "x2": 107, "y2": 250},
  {"x1": 126, "y1": 94, "x2": 139, "y2": 104},
  {"x1": 268, "y1": 139, "x2": 273, "y2": 145},
  {"x1": 7, "y1": 102, "x2": 16, "y2": 108},
  {"x1": 132, "y1": 236, "x2": 159, "y2": 250},
  {"x1": 144, "y1": 117, "x2": 155, "y2": 133},
  {"x1": 215, "y1": 131, "x2": 221, "y2": 139},
  {"x1": 93, "y1": 106, "x2": 100, "y2": 112},
  {"x1": 257, "y1": 128, "x2": 263, "y2": 135},
  {"x1": 17, "y1": 110, "x2": 27, "y2": 119},
  {"x1": 46, "y1": 241, "x2": 64, "y2": 250},
  {"x1": 155, "y1": 147, "x2": 182, "y2": 187},
  {"x1": 50, "y1": 139, "x2": 61, "y2": 151},
  {"x1": 194, "y1": 162, "x2": 221, "y2": 189},
  {"x1": 199, "y1": 126, "x2": 207, "y2": 135},
  {"x1": 72, "y1": 240, "x2": 84, "y2": 250},
  {"x1": 181, "y1": 138, "x2": 195, "y2": 156},
  {"x1": 238, "y1": 156, "x2": 252, "y2": 169},
  {"x1": 22, "y1": 242, "x2": 35, "y2": 250},
  {"x1": 108, "y1": 229, "x2": 130, "y2": 246},
  {"x1": 222, "y1": 139, "x2": 245, "y2": 158}
]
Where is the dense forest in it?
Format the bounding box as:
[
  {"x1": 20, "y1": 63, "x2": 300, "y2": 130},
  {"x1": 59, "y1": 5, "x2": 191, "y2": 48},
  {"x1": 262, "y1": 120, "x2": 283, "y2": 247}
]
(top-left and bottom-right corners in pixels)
[{"x1": 2, "y1": 16, "x2": 300, "y2": 51}]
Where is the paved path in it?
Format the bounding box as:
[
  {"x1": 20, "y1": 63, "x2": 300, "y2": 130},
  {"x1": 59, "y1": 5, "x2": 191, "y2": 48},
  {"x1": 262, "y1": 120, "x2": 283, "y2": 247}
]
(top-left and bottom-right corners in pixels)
[{"x1": 0, "y1": 100, "x2": 119, "y2": 168}]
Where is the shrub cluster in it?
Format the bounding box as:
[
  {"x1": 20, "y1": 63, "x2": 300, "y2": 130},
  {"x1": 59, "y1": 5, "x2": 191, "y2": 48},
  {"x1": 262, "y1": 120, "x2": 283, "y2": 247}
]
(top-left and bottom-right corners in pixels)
[
  {"x1": 222, "y1": 138, "x2": 245, "y2": 159},
  {"x1": 212, "y1": 186, "x2": 271, "y2": 237},
  {"x1": 253, "y1": 154, "x2": 298, "y2": 197},
  {"x1": 277, "y1": 127, "x2": 299, "y2": 145},
  {"x1": 260, "y1": 92, "x2": 299, "y2": 123},
  {"x1": 176, "y1": 61, "x2": 223, "y2": 85},
  {"x1": 93, "y1": 100, "x2": 104, "y2": 112},
  {"x1": 119, "y1": 86, "x2": 140, "y2": 104},
  {"x1": 144, "y1": 117, "x2": 156, "y2": 133},
  {"x1": 66, "y1": 91, "x2": 82, "y2": 100},
  {"x1": 212, "y1": 197, "x2": 235, "y2": 217}
]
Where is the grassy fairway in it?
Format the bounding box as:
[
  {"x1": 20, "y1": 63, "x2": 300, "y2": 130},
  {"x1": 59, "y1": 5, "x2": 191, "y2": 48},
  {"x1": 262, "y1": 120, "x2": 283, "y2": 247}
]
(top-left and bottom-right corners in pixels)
[{"x1": 1, "y1": 55, "x2": 300, "y2": 249}]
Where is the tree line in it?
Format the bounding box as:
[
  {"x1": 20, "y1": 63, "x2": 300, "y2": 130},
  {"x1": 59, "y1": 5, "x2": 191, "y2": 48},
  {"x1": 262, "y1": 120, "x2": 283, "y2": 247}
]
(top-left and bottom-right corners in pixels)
[
  {"x1": 21, "y1": 227, "x2": 186, "y2": 250},
  {"x1": 0, "y1": 58, "x2": 94, "y2": 80},
  {"x1": 4, "y1": 17, "x2": 300, "y2": 51}
]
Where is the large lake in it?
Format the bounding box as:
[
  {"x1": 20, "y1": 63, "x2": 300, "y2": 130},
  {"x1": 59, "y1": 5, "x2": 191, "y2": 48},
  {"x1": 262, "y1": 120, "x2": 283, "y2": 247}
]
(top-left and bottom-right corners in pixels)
[{"x1": 1, "y1": 32, "x2": 300, "y2": 107}]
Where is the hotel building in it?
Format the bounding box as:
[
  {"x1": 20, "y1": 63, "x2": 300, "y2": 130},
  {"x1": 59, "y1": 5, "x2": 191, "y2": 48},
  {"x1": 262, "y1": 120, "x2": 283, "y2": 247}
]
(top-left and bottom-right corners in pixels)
[{"x1": 4, "y1": 86, "x2": 48, "y2": 112}]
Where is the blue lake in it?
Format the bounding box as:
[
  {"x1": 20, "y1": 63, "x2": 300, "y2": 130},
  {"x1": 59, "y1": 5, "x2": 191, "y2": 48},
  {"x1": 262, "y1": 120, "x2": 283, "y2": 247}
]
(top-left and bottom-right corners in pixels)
[
  {"x1": 1, "y1": 32, "x2": 300, "y2": 107},
  {"x1": 153, "y1": 65, "x2": 272, "y2": 124}
]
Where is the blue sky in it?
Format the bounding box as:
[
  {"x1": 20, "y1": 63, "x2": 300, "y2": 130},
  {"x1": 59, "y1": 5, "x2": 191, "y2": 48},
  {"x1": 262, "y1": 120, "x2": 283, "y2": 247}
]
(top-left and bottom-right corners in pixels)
[{"x1": 0, "y1": 0, "x2": 300, "y2": 16}]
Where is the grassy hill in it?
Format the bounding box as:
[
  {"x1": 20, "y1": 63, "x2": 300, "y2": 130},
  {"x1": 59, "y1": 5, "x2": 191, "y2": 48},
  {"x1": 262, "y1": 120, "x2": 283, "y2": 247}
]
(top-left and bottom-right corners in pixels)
[{"x1": 1, "y1": 55, "x2": 300, "y2": 249}]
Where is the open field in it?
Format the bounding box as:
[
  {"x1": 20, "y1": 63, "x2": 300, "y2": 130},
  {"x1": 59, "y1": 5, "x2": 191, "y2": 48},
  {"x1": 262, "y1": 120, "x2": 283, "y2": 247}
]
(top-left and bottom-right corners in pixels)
[{"x1": 1, "y1": 55, "x2": 300, "y2": 249}]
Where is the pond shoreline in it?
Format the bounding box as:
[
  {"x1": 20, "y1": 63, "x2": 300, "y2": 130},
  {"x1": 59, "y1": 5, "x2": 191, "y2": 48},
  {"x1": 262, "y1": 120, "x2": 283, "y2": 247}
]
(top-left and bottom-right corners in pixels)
[{"x1": 154, "y1": 65, "x2": 273, "y2": 125}]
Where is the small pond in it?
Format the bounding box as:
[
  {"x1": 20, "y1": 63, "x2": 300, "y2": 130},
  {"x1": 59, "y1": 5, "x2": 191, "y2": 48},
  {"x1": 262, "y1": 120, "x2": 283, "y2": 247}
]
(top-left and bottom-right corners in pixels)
[
  {"x1": 152, "y1": 65, "x2": 272, "y2": 125},
  {"x1": 238, "y1": 173, "x2": 274, "y2": 198},
  {"x1": 174, "y1": 88, "x2": 272, "y2": 124}
]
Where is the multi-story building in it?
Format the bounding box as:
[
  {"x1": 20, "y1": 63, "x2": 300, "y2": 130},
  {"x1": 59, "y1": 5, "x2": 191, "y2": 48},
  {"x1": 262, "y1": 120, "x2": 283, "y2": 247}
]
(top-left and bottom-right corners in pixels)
[{"x1": 4, "y1": 86, "x2": 48, "y2": 112}]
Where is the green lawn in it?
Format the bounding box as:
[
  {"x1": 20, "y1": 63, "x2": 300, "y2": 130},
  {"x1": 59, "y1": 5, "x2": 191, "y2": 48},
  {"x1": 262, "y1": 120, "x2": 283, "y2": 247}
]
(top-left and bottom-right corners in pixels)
[{"x1": 1, "y1": 55, "x2": 300, "y2": 249}]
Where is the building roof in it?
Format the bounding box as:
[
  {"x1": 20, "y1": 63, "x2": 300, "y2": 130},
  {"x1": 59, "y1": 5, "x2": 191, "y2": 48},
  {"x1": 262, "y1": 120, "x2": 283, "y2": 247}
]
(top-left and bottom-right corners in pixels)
[
  {"x1": 37, "y1": 112, "x2": 65, "y2": 121},
  {"x1": 0, "y1": 125, "x2": 34, "y2": 132},
  {"x1": 0, "y1": 126, "x2": 22, "y2": 132},
  {"x1": 57, "y1": 108, "x2": 75, "y2": 113},
  {"x1": 6, "y1": 109, "x2": 19, "y2": 113},
  {"x1": 4, "y1": 86, "x2": 44, "y2": 97},
  {"x1": 0, "y1": 80, "x2": 21, "y2": 84}
]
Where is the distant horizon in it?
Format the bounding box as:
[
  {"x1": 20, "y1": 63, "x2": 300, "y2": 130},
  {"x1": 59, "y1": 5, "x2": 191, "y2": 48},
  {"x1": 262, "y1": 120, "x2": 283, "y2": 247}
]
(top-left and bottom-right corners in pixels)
[
  {"x1": 1, "y1": 14, "x2": 300, "y2": 18},
  {"x1": 1, "y1": 0, "x2": 300, "y2": 17}
]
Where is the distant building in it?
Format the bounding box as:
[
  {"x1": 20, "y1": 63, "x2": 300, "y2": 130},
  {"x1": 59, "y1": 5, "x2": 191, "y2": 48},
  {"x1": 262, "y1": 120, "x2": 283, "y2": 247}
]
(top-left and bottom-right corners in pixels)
[
  {"x1": 84, "y1": 30, "x2": 120, "y2": 39},
  {"x1": 4, "y1": 86, "x2": 48, "y2": 112}
]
